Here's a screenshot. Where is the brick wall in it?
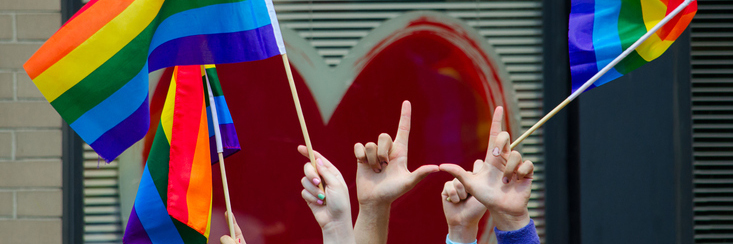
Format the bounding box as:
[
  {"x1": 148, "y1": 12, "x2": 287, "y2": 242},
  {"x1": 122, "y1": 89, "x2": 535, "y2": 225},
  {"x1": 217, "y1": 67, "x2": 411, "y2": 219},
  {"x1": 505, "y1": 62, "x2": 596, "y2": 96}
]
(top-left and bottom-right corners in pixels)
[{"x1": 0, "y1": 0, "x2": 63, "y2": 243}]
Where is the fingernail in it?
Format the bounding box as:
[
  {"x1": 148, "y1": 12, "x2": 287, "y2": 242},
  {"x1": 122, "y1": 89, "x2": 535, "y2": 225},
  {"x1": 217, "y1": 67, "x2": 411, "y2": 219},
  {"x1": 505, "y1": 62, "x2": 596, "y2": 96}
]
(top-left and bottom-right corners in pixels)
[
  {"x1": 502, "y1": 177, "x2": 509, "y2": 184},
  {"x1": 238, "y1": 239, "x2": 242, "y2": 244},
  {"x1": 492, "y1": 147, "x2": 500, "y2": 156},
  {"x1": 317, "y1": 158, "x2": 324, "y2": 166},
  {"x1": 374, "y1": 169, "x2": 381, "y2": 173},
  {"x1": 318, "y1": 193, "x2": 325, "y2": 200},
  {"x1": 312, "y1": 178, "x2": 320, "y2": 185},
  {"x1": 317, "y1": 199, "x2": 324, "y2": 205}
]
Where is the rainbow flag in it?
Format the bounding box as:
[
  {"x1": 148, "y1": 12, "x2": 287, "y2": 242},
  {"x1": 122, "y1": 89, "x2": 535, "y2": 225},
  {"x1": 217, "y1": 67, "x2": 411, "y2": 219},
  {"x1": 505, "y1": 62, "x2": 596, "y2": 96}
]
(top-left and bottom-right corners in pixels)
[
  {"x1": 568, "y1": 0, "x2": 696, "y2": 92},
  {"x1": 203, "y1": 64, "x2": 240, "y2": 164},
  {"x1": 23, "y1": 0, "x2": 286, "y2": 161},
  {"x1": 123, "y1": 66, "x2": 213, "y2": 244}
]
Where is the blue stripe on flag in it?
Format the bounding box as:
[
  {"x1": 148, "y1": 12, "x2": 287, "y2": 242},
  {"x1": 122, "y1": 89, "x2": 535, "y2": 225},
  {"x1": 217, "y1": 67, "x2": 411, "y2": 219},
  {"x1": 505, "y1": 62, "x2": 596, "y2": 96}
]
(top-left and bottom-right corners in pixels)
[
  {"x1": 213, "y1": 96, "x2": 234, "y2": 124},
  {"x1": 592, "y1": 0, "x2": 624, "y2": 87},
  {"x1": 149, "y1": 1, "x2": 272, "y2": 54},
  {"x1": 135, "y1": 166, "x2": 185, "y2": 244},
  {"x1": 71, "y1": 65, "x2": 148, "y2": 144}
]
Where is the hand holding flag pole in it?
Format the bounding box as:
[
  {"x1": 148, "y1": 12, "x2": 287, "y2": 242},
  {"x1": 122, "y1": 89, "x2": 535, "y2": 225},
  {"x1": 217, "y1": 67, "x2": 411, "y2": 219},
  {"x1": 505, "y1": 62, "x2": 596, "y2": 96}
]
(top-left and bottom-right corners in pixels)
[
  {"x1": 509, "y1": 0, "x2": 695, "y2": 149},
  {"x1": 203, "y1": 66, "x2": 237, "y2": 238}
]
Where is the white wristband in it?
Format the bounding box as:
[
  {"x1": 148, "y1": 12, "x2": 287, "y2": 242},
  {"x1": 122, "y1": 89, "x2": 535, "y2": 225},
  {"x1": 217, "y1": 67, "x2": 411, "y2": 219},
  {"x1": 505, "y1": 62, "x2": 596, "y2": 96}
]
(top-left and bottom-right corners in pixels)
[{"x1": 445, "y1": 234, "x2": 477, "y2": 244}]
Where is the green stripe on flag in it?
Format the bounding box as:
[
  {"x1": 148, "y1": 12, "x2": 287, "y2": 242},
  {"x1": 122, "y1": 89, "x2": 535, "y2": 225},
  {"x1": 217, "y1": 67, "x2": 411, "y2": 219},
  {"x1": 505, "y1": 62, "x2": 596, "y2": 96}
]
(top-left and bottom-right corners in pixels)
[
  {"x1": 146, "y1": 122, "x2": 171, "y2": 205},
  {"x1": 172, "y1": 218, "x2": 208, "y2": 244},
  {"x1": 51, "y1": 23, "x2": 156, "y2": 124}
]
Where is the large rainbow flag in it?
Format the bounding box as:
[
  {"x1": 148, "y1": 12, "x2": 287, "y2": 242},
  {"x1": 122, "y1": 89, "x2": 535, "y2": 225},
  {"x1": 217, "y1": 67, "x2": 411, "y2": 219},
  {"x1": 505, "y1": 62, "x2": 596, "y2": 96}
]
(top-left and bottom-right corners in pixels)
[
  {"x1": 23, "y1": 0, "x2": 286, "y2": 161},
  {"x1": 569, "y1": 0, "x2": 697, "y2": 92},
  {"x1": 203, "y1": 65, "x2": 240, "y2": 164},
  {"x1": 123, "y1": 66, "x2": 213, "y2": 244}
]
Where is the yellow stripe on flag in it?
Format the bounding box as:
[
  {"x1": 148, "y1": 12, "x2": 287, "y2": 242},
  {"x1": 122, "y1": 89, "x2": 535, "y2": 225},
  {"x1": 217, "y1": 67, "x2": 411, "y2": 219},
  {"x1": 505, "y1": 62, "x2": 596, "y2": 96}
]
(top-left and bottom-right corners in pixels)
[
  {"x1": 161, "y1": 67, "x2": 177, "y2": 144},
  {"x1": 636, "y1": 33, "x2": 674, "y2": 61},
  {"x1": 640, "y1": 0, "x2": 667, "y2": 32}
]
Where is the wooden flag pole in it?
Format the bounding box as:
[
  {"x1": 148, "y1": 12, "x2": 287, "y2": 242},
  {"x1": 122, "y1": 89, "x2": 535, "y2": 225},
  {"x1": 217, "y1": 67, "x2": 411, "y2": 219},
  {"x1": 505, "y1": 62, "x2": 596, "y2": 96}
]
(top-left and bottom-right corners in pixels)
[
  {"x1": 218, "y1": 153, "x2": 236, "y2": 238},
  {"x1": 203, "y1": 67, "x2": 237, "y2": 238},
  {"x1": 281, "y1": 54, "x2": 325, "y2": 192},
  {"x1": 509, "y1": 0, "x2": 694, "y2": 149}
]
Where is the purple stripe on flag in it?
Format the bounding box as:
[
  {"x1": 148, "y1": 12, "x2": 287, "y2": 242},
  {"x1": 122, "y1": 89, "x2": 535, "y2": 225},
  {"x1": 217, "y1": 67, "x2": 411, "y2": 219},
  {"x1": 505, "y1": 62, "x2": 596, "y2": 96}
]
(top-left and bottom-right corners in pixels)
[
  {"x1": 90, "y1": 97, "x2": 149, "y2": 161},
  {"x1": 569, "y1": 0, "x2": 599, "y2": 92},
  {"x1": 148, "y1": 25, "x2": 281, "y2": 72},
  {"x1": 209, "y1": 123, "x2": 241, "y2": 164},
  {"x1": 123, "y1": 206, "x2": 154, "y2": 244}
]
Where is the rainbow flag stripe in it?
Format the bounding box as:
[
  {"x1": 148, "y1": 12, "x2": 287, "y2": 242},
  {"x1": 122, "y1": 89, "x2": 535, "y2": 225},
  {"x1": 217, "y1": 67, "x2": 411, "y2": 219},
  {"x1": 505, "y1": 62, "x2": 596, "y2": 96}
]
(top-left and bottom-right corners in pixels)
[
  {"x1": 23, "y1": 0, "x2": 286, "y2": 161},
  {"x1": 568, "y1": 0, "x2": 696, "y2": 92},
  {"x1": 203, "y1": 64, "x2": 241, "y2": 163},
  {"x1": 124, "y1": 66, "x2": 213, "y2": 244}
]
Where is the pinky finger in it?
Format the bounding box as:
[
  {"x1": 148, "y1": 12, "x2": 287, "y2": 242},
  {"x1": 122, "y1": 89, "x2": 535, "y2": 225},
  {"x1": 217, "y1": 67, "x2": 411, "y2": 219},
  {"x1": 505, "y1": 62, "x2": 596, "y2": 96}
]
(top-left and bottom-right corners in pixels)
[
  {"x1": 516, "y1": 160, "x2": 534, "y2": 180},
  {"x1": 301, "y1": 189, "x2": 324, "y2": 205}
]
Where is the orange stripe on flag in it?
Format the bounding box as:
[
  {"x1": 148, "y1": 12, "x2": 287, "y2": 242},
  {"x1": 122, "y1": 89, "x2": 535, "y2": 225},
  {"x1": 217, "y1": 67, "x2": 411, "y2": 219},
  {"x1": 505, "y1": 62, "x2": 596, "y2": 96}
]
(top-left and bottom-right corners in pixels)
[
  {"x1": 186, "y1": 102, "x2": 213, "y2": 234},
  {"x1": 24, "y1": 0, "x2": 136, "y2": 79}
]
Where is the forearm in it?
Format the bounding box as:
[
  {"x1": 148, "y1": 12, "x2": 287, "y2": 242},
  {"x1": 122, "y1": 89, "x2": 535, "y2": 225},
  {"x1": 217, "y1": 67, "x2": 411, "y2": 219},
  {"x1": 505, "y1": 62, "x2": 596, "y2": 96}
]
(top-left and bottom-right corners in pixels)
[{"x1": 354, "y1": 203, "x2": 390, "y2": 244}]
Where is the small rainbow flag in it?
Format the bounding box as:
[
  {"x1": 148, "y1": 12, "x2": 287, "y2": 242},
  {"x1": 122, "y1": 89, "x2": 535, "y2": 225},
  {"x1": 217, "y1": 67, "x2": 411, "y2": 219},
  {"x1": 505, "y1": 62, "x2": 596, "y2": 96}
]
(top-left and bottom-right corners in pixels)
[
  {"x1": 124, "y1": 66, "x2": 213, "y2": 244},
  {"x1": 569, "y1": 0, "x2": 697, "y2": 92},
  {"x1": 203, "y1": 64, "x2": 240, "y2": 164},
  {"x1": 23, "y1": 0, "x2": 286, "y2": 161}
]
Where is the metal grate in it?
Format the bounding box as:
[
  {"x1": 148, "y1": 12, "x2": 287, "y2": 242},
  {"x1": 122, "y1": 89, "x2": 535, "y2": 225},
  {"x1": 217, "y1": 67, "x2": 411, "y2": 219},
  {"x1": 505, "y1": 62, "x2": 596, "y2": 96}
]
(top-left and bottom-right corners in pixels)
[
  {"x1": 273, "y1": 0, "x2": 546, "y2": 240},
  {"x1": 691, "y1": 0, "x2": 733, "y2": 243},
  {"x1": 83, "y1": 144, "x2": 123, "y2": 243}
]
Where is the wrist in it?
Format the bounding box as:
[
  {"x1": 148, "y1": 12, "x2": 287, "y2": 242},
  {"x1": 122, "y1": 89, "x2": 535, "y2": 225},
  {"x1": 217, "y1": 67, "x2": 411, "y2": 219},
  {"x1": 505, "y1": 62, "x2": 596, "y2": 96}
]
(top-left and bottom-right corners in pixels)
[
  {"x1": 322, "y1": 221, "x2": 355, "y2": 244},
  {"x1": 490, "y1": 209, "x2": 530, "y2": 231},
  {"x1": 447, "y1": 224, "x2": 479, "y2": 243},
  {"x1": 358, "y1": 201, "x2": 391, "y2": 216}
]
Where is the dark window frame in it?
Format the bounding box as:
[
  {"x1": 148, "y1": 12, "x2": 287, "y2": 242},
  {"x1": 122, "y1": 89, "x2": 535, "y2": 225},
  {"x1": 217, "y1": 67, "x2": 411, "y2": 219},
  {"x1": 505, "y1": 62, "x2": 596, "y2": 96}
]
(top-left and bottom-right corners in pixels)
[{"x1": 61, "y1": 1, "x2": 85, "y2": 243}]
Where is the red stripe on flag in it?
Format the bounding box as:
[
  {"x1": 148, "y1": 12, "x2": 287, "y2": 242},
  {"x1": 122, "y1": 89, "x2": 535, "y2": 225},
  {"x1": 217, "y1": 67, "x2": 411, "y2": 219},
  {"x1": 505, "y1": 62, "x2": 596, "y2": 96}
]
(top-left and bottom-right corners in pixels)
[{"x1": 167, "y1": 65, "x2": 205, "y2": 225}]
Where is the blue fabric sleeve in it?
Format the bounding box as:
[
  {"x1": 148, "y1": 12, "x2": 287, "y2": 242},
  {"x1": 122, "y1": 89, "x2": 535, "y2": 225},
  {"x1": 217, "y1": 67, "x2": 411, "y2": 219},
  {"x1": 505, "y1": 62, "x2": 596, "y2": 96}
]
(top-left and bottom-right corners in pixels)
[
  {"x1": 494, "y1": 219, "x2": 540, "y2": 244},
  {"x1": 445, "y1": 234, "x2": 477, "y2": 244}
]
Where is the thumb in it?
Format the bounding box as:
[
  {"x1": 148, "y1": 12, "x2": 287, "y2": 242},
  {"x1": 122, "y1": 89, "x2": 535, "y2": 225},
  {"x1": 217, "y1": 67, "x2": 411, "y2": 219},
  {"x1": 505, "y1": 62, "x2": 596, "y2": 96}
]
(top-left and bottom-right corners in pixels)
[
  {"x1": 472, "y1": 159, "x2": 483, "y2": 172},
  {"x1": 409, "y1": 164, "x2": 439, "y2": 185},
  {"x1": 439, "y1": 164, "x2": 470, "y2": 184},
  {"x1": 220, "y1": 235, "x2": 237, "y2": 244}
]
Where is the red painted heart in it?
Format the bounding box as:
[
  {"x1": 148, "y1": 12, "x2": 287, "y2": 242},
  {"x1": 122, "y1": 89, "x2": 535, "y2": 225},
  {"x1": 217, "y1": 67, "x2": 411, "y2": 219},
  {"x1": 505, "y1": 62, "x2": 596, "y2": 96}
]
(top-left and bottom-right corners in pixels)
[{"x1": 204, "y1": 12, "x2": 518, "y2": 244}]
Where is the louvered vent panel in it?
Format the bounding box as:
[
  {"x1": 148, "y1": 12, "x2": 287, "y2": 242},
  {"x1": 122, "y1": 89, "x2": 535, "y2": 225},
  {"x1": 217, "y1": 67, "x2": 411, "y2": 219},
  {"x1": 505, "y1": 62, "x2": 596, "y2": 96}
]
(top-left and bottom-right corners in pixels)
[
  {"x1": 273, "y1": 0, "x2": 545, "y2": 240},
  {"x1": 83, "y1": 144, "x2": 123, "y2": 243},
  {"x1": 691, "y1": 0, "x2": 733, "y2": 243}
]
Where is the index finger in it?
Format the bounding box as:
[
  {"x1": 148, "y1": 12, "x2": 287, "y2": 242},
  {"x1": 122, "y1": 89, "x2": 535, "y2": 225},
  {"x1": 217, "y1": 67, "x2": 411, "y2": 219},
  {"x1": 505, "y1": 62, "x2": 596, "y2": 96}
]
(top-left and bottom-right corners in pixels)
[
  {"x1": 298, "y1": 145, "x2": 324, "y2": 160},
  {"x1": 486, "y1": 106, "x2": 504, "y2": 160},
  {"x1": 394, "y1": 100, "x2": 412, "y2": 146}
]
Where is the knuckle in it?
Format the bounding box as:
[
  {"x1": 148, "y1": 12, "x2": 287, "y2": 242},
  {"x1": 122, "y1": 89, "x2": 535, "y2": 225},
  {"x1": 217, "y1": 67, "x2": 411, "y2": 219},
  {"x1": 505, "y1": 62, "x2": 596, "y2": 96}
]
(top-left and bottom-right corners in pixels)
[
  {"x1": 444, "y1": 181, "x2": 452, "y2": 188},
  {"x1": 510, "y1": 151, "x2": 522, "y2": 161},
  {"x1": 365, "y1": 142, "x2": 377, "y2": 150},
  {"x1": 379, "y1": 133, "x2": 392, "y2": 140}
]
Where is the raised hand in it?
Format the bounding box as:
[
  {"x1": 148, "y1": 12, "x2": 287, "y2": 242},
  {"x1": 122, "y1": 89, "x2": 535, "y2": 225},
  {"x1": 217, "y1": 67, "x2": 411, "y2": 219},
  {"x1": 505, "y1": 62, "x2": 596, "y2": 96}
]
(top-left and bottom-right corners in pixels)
[
  {"x1": 353, "y1": 100, "x2": 439, "y2": 244},
  {"x1": 439, "y1": 106, "x2": 535, "y2": 231},
  {"x1": 298, "y1": 146, "x2": 356, "y2": 244},
  {"x1": 353, "y1": 100, "x2": 439, "y2": 205},
  {"x1": 441, "y1": 161, "x2": 488, "y2": 243}
]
